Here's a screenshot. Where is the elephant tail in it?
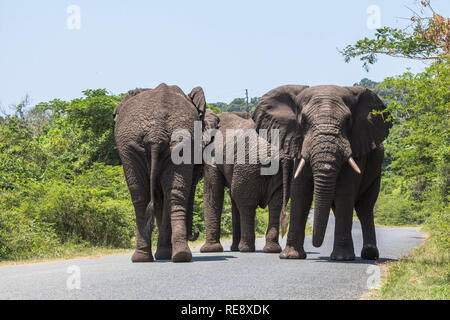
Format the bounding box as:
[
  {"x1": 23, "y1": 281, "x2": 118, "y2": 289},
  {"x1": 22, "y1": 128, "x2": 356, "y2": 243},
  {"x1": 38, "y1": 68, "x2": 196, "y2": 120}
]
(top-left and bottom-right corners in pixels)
[
  {"x1": 187, "y1": 167, "x2": 201, "y2": 242},
  {"x1": 144, "y1": 144, "x2": 160, "y2": 244},
  {"x1": 280, "y1": 157, "x2": 292, "y2": 238}
]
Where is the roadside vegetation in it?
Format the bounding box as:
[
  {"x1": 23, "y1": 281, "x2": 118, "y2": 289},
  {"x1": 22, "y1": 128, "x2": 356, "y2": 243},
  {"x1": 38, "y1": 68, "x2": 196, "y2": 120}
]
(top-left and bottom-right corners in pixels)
[
  {"x1": 343, "y1": 1, "x2": 449, "y2": 299},
  {"x1": 370, "y1": 231, "x2": 449, "y2": 299}
]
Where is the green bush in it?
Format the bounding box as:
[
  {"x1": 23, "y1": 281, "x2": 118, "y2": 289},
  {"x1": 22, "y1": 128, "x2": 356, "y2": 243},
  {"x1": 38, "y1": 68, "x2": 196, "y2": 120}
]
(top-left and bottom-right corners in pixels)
[
  {"x1": 375, "y1": 191, "x2": 425, "y2": 226},
  {"x1": 0, "y1": 163, "x2": 135, "y2": 261},
  {"x1": 255, "y1": 207, "x2": 269, "y2": 235},
  {"x1": 24, "y1": 164, "x2": 135, "y2": 248},
  {"x1": 0, "y1": 209, "x2": 58, "y2": 260}
]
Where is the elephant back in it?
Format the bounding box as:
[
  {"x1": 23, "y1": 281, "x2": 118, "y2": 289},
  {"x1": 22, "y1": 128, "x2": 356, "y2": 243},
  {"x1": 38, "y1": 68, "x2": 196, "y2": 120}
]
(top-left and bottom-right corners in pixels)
[{"x1": 114, "y1": 83, "x2": 201, "y2": 146}]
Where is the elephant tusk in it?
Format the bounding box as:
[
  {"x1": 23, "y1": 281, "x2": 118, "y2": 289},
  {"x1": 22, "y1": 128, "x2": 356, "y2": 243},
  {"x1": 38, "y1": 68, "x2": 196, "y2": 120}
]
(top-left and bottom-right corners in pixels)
[
  {"x1": 348, "y1": 157, "x2": 361, "y2": 174},
  {"x1": 294, "y1": 158, "x2": 306, "y2": 179}
]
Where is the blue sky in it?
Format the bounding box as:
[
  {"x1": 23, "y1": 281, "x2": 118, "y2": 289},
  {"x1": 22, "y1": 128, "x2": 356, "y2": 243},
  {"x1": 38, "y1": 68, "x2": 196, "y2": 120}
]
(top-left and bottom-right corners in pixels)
[{"x1": 1, "y1": 0, "x2": 449, "y2": 109}]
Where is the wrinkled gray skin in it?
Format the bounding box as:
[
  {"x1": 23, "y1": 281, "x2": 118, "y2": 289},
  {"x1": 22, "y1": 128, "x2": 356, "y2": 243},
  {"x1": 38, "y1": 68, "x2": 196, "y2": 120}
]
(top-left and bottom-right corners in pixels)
[
  {"x1": 253, "y1": 85, "x2": 391, "y2": 261},
  {"x1": 200, "y1": 112, "x2": 292, "y2": 253},
  {"x1": 114, "y1": 84, "x2": 217, "y2": 263}
]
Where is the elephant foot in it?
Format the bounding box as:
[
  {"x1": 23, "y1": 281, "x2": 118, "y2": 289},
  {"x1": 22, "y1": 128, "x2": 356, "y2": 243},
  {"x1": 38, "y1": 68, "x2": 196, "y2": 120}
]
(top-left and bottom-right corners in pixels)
[
  {"x1": 263, "y1": 241, "x2": 282, "y2": 253},
  {"x1": 230, "y1": 242, "x2": 240, "y2": 252},
  {"x1": 238, "y1": 241, "x2": 255, "y2": 253},
  {"x1": 330, "y1": 247, "x2": 355, "y2": 261},
  {"x1": 361, "y1": 244, "x2": 379, "y2": 260},
  {"x1": 200, "y1": 242, "x2": 223, "y2": 253},
  {"x1": 155, "y1": 245, "x2": 172, "y2": 260},
  {"x1": 131, "y1": 249, "x2": 154, "y2": 263},
  {"x1": 279, "y1": 245, "x2": 306, "y2": 259},
  {"x1": 172, "y1": 242, "x2": 192, "y2": 263}
]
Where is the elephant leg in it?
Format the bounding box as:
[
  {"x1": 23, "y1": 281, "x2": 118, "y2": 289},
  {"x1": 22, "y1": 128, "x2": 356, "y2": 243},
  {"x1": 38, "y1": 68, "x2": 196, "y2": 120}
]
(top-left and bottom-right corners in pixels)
[
  {"x1": 121, "y1": 150, "x2": 154, "y2": 263},
  {"x1": 330, "y1": 193, "x2": 355, "y2": 261},
  {"x1": 236, "y1": 202, "x2": 257, "y2": 252},
  {"x1": 200, "y1": 166, "x2": 225, "y2": 253},
  {"x1": 161, "y1": 164, "x2": 193, "y2": 263},
  {"x1": 230, "y1": 197, "x2": 241, "y2": 252},
  {"x1": 155, "y1": 195, "x2": 172, "y2": 260},
  {"x1": 355, "y1": 176, "x2": 381, "y2": 260},
  {"x1": 263, "y1": 191, "x2": 282, "y2": 253},
  {"x1": 280, "y1": 175, "x2": 313, "y2": 259}
]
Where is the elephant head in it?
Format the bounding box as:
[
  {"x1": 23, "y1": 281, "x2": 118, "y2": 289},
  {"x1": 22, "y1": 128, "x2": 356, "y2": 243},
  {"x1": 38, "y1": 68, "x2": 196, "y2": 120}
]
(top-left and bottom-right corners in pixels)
[{"x1": 253, "y1": 85, "x2": 391, "y2": 247}]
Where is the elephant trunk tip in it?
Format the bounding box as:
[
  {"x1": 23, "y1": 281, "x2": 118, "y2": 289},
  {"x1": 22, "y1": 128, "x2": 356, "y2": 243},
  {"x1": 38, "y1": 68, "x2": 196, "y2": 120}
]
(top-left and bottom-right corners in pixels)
[
  {"x1": 312, "y1": 193, "x2": 333, "y2": 249},
  {"x1": 280, "y1": 208, "x2": 290, "y2": 238},
  {"x1": 312, "y1": 233, "x2": 324, "y2": 248},
  {"x1": 188, "y1": 232, "x2": 199, "y2": 242}
]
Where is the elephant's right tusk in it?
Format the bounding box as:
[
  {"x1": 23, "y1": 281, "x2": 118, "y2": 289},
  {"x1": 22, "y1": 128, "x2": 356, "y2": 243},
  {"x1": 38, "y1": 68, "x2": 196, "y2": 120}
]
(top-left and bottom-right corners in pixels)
[
  {"x1": 348, "y1": 157, "x2": 361, "y2": 174},
  {"x1": 294, "y1": 158, "x2": 306, "y2": 179}
]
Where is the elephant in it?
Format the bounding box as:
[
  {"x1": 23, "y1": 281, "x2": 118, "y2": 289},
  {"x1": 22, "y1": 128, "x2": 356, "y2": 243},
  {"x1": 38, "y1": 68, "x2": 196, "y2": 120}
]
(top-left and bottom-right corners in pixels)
[
  {"x1": 252, "y1": 85, "x2": 392, "y2": 261},
  {"x1": 114, "y1": 83, "x2": 218, "y2": 263},
  {"x1": 200, "y1": 112, "x2": 292, "y2": 253}
]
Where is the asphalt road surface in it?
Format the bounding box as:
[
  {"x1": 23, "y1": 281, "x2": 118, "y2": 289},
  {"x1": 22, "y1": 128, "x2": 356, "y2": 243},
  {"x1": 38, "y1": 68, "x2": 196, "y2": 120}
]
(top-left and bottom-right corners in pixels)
[{"x1": 0, "y1": 215, "x2": 425, "y2": 300}]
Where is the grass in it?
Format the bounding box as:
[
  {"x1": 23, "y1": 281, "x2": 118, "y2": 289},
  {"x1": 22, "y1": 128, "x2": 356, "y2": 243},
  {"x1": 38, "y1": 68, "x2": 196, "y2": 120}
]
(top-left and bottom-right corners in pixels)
[
  {"x1": 0, "y1": 242, "x2": 133, "y2": 267},
  {"x1": 369, "y1": 231, "x2": 449, "y2": 300}
]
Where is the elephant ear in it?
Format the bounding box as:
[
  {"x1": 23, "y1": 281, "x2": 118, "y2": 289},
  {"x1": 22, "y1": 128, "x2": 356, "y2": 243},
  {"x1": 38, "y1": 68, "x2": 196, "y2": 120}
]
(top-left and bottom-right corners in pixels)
[
  {"x1": 252, "y1": 85, "x2": 309, "y2": 159},
  {"x1": 203, "y1": 108, "x2": 219, "y2": 132},
  {"x1": 202, "y1": 108, "x2": 220, "y2": 149},
  {"x1": 188, "y1": 87, "x2": 207, "y2": 121},
  {"x1": 346, "y1": 86, "x2": 392, "y2": 158}
]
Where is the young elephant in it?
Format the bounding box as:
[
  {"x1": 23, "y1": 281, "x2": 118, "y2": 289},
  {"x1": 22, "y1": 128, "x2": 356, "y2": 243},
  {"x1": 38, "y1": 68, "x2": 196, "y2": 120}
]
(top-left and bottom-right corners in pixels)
[
  {"x1": 114, "y1": 83, "x2": 217, "y2": 263},
  {"x1": 200, "y1": 112, "x2": 291, "y2": 253}
]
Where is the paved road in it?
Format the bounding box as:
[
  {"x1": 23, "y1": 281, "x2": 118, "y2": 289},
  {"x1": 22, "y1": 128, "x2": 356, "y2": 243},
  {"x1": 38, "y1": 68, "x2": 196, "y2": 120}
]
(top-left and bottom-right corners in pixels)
[{"x1": 0, "y1": 216, "x2": 425, "y2": 300}]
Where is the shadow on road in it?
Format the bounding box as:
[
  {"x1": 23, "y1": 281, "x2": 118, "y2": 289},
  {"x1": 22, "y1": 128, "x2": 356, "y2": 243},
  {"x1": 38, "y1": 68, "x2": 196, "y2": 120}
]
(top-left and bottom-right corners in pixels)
[
  {"x1": 152, "y1": 255, "x2": 237, "y2": 263},
  {"x1": 311, "y1": 257, "x2": 397, "y2": 264},
  {"x1": 192, "y1": 255, "x2": 237, "y2": 262}
]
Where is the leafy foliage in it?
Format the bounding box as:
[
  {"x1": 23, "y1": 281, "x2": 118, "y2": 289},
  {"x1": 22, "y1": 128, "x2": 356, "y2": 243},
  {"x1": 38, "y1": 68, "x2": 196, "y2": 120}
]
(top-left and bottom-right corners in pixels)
[
  {"x1": 0, "y1": 89, "x2": 132, "y2": 260},
  {"x1": 209, "y1": 97, "x2": 260, "y2": 114},
  {"x1": 340, "y1": 1, "x2": 449, "y2": 70}
]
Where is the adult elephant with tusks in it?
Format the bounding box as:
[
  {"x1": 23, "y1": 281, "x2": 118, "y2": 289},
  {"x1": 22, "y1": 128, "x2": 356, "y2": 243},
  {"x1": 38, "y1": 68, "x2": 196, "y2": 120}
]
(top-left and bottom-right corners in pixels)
[
  {"x1": 114, "y1": 83, "x2": 218, "y2": 263},
  {"x1": 253, "y1": 85, "x2": 392, "y2": 261}
]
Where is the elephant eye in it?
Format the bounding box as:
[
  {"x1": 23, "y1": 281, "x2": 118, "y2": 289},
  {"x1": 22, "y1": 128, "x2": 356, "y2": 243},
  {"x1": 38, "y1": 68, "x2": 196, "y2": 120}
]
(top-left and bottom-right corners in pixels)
[
  {"x1": 344, "y1": 114, "x2": 352, "y2": 131},
  {"x1": 300, "y1": 113, "x2": 308, "y2": 126}
]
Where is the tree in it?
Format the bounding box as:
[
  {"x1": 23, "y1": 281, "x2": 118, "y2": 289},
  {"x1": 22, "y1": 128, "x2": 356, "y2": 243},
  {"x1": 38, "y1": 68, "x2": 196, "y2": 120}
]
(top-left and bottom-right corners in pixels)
[{"x1": 340, "y1": 1, "x2": 449, "y2": 70}]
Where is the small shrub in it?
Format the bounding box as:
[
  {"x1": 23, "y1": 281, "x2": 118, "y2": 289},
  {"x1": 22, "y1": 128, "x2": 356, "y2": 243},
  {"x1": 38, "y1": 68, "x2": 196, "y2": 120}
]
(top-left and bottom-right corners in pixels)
[{"x1": 0, "y1": 209, "x2": 58, "y2": 260}]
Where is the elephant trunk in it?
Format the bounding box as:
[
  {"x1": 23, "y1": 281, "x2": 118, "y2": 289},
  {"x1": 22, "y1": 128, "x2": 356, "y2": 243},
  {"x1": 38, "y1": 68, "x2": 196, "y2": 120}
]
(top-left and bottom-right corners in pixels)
[
  {"x1": 312, "y1": 171, "x2": 337, "y2": 247},
  {"x1": 308, "y1": 139, "x2": 342, "y2": 247},
  {"x1": 280, "y1": 158, "x2": 293, "y2": 237}
]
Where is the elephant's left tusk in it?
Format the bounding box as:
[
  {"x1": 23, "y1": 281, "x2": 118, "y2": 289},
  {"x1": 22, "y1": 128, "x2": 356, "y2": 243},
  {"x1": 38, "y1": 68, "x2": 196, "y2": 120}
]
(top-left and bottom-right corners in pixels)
[
  {"x1": 294, "y1": 158, "x2": 306, "y2": 179},
  {"x1": 348, "y1": 157, "x2": 361, "y2": 174}
]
